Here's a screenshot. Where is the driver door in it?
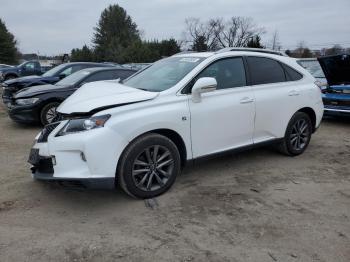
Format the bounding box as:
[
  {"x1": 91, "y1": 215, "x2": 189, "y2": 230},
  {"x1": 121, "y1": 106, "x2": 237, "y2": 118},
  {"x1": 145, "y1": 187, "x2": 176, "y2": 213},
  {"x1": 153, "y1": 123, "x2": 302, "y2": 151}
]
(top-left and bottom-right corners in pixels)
[{"x1": 188, "y1": 57, "x2": 255, "y2": 158}]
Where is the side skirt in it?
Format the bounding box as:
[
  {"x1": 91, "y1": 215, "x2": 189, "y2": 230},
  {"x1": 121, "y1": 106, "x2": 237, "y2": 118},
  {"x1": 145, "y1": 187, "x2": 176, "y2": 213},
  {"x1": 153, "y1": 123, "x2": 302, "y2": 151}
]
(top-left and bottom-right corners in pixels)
[{"x1": 186, "y1": 138, "x2": 284, "y2": 166}]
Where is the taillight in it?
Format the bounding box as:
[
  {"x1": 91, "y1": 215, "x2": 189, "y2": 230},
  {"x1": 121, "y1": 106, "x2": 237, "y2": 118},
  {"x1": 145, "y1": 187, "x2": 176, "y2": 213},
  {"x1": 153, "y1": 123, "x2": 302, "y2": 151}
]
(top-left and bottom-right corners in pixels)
[{"x1": 315, "y1": 81, "x2": 328, "y2": 93}]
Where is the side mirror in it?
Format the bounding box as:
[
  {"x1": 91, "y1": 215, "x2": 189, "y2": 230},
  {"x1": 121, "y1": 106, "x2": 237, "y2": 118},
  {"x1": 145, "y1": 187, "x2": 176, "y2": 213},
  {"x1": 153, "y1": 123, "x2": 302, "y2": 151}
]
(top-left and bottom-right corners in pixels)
[
  {"x1": 191, "y1": 77, "x2": 217, "y2": 103},
  {"x1": 58, "y1": 74, "x2": 66, "y2": 79}
]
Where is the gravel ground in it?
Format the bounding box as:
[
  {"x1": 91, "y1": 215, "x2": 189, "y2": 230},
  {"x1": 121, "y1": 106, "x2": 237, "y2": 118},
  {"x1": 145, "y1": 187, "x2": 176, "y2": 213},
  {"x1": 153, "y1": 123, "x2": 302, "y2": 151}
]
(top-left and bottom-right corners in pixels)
[{"x1": 0, "y1": 103, "x2": 349, "y2": 262}]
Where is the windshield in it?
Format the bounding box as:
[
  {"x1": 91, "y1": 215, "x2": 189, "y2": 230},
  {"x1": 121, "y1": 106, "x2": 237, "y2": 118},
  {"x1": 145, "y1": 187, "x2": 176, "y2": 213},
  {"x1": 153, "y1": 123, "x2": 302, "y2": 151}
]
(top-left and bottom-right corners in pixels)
[
  {"x1": 298, "y1": 60, "x2": 325, "y2": 78},
  {"x1": 55, "y1": 70, "x2": 91, "y2": 86},
  {"x1": 123, "y1": 57, "x2": 205, "y2": 92},
  {"x1": 42, "y1": 64, "x2": 68, "y2": 77}
]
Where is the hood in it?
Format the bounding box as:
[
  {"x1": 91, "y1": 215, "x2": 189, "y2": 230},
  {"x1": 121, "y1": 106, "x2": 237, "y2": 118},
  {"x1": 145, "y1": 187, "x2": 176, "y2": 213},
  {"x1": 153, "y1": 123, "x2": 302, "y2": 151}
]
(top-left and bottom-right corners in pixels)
[
  {"x1": 318, "y1": 54, "x2": 350, "y2": 86},
  {"x1": 0, "y1": 66, "x2": 18, "y2": 73},
  {"x1": 14, "y1": 84, "x2": 71, "y2": 99},
  {"x1": 57, "y1": 81, "x2": 159, "y2": 114},
  {"x1": 5, "y1": 75, "x2": 41, "y2": 85}
]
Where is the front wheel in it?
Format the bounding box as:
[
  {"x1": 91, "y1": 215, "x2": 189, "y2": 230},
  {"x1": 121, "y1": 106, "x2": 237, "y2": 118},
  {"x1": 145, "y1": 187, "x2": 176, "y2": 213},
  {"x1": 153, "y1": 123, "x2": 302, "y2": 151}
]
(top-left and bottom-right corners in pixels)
[
  {"x1": 117, "y1": 133, "x2": 181, "y2": 199},
  {"x1": 278, "y1": 112, "x2": 313, "y2": 156},
  {"x1": 40, "y1": 102, "x2": 60, "y2": 125}
]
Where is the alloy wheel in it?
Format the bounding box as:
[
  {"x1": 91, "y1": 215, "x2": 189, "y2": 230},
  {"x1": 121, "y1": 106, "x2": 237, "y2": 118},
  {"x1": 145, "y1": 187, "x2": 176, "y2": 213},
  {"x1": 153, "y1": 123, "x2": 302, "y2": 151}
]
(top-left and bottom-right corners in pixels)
[
  {"x1": 132, "y1": 145, "x2": 174, "y2": 192},
  {"x1": 46, "y1": 106, "x2": 57, "y2": 124},
  {"x1": 290, "y1": 119, "x2": 310, "y2": 151}
]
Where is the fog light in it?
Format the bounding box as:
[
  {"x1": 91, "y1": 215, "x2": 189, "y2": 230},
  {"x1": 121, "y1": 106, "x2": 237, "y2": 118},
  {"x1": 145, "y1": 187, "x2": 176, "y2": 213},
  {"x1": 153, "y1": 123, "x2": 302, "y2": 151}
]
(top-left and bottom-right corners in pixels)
[
  {"x1": 80, "y1": 152, "x2": 87, "y2": 162},
  {"x1": 51, "y1": 156, "x2": 56, "y2": 165}
]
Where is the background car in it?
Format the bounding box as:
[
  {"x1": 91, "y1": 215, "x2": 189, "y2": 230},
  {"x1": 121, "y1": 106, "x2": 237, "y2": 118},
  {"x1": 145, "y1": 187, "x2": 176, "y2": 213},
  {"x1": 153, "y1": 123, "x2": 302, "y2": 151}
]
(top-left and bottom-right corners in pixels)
[
  {"x1": 318, "y1": 54, "x2": 350, "y2": 117},
  {"x1": 7, "y1": 67, "x2": 136, "y2": 125},
  {"x1": 0, "y1": 64, "x2": 13, "y2": 69},
  {"x1": 0, "y1": 60, "x2": 42, "y2": 81},
  {"x1": 1, "y1": 62, "x2": 111, "y2": 104}
]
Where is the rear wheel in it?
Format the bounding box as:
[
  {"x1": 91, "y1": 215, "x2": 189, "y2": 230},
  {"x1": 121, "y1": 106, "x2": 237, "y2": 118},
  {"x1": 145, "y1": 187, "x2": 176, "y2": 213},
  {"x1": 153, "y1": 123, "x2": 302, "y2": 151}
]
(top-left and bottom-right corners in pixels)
[
  {"x1": 40, "y1": 102, "x2": 60, "y2": 125},
  {"x1": 117, "y1": 133, "x2": 181, "y2": 199},
  {"x1": 278, "y1": 112, "x2": 312, "y2": 156}
]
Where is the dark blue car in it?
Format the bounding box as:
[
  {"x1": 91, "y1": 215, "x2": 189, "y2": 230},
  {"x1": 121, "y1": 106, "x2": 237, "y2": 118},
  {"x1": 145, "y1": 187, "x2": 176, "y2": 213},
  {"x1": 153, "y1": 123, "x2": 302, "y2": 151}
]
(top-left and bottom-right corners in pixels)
[
  {"x1": 1, "y1": 62, "x2": 110, "y2": 104},
  {"x1": 319, "y1": 54, "x2": 350, "y2": 117}
]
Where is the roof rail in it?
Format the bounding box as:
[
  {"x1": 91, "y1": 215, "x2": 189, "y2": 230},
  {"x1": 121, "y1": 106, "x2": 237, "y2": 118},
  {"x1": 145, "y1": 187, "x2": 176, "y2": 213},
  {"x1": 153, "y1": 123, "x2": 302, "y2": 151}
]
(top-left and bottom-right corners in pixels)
[{"x1": 216, "y1": 47, "x2": 288, "y2": 56}]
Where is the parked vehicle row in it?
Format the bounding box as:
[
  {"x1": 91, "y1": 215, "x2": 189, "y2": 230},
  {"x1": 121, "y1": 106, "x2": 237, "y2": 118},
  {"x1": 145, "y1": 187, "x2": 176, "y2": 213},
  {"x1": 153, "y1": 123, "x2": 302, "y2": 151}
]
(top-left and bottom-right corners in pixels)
[
  {"x1": 27, "y1": 48, "x2": 324, "y2": 198},
  {"x1": 1, "y1": 62, "x2": 136, "y2": 125},
  {"x1": 7, "y1": 67, "x2": 136, "y2": 125}
]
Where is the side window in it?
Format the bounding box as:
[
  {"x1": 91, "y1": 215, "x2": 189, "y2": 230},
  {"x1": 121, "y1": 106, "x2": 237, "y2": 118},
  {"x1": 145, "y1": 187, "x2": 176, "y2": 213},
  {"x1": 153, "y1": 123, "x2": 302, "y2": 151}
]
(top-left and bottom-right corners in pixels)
[
  {"x1": 247, "y1": 57, "x2": 286, "y2": 85},
  {"x1": 60, "y1": 67, "x2": 72, "y2": 77},
  {"x1": 113, "y1": 70, "x2": 135, "y2": 80},
  {"x1": 195, "y1": 57, "x2": 246, "y2": 90},
  {"x1": 281, "y1": 63, "x2": 303, "y2": 81},
  {"x1": 60, "y1": 65, "x2": 85, "y2": 77},
  {"x1": 84, "y1": 71, "x2": 116, "y2": 83},
  {"x1": 24, "y1": 62, "x2": 35, "y2": 71}
]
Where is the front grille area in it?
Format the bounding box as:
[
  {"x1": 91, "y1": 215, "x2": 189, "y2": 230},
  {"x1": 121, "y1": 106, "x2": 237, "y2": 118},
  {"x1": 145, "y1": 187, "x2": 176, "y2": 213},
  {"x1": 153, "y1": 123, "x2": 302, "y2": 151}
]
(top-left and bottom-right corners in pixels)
[
  {"x1": 36, "y1": 158, "x2": 54, "y2": 174},
  {"x1": 37, "y1": 122, "x2": 61, "y2": 143},
  {"x1": 323, "y1": 99, "x2": 350, "y2": 107}
]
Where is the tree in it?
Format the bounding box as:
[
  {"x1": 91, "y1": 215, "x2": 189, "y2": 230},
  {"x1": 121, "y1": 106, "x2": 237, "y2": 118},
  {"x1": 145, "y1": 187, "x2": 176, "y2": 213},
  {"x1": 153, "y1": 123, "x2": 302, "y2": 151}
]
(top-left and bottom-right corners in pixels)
[
  {"x1": 71, "y1": 45, "x2": 95, "y2": 62},
  {"x1": 0, "y1": 18, "x2": 19, "y2": 64},
  {"x1": 192, "y1": 35, "x2": 208, "y2": 51},
  {"x1": 183, "y1": 16, "x2": 264, "y2": 51},
  {"x1": 183, "y1": 18, "x2": 219, "y2": 51},
  {"x1": 270, "y1": 30, "x2": 281, "y2": 50},
  {"x1": 325, "y1": 45, "x2": 344, "y2": 56},
  {"x1": 245, "y1": 35, "x2": 264, "y2": 48},
  {"x1": 288, "y1": 42, "x2": 313, "y2": 58},
  {"x1": 214, "y1": 17, "x2": 264, "y2": 48},
  {"x1": 93, "y1": 4, "x2": 140, "y2": 62}
]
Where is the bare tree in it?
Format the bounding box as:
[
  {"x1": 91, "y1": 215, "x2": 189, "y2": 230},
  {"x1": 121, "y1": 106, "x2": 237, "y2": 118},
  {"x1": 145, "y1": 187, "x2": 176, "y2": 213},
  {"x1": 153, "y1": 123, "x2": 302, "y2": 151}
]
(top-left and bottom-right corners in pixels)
[
  {"x1": 183, "y1": 16, "x2": 264, "y2": 51},
  {"x1": 214, "y1": 17, "x2": 264, "y2": 48},
  {"x1": 183, "y1": 18, "x2": 219, "y2": 51},
  {"x1": 270, "y1": 30, "x2": 282, "y2": 50}
]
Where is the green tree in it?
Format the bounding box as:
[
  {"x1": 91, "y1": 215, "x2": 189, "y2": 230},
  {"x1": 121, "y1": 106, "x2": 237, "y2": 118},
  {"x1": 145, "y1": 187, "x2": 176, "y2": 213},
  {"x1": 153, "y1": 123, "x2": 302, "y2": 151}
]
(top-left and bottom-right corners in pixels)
[
  {"x1": 245, "y1": 35, "x2": 264, "y2": 48},
  {"x1": 71, "y1": 45, "x2": 95, "y2": 62},
  {"x1": 0, "y1": 18, "x2": 19, "y2": 64},
  {"x1": 192, "y1": 35, "x2": 208, "y2": 51},
  {"x1": 93, "y1": 4, "x2": 140, "y2": 62},
  {"x1": 158, "y1": 38, "x2": 181, "y2": 57}
]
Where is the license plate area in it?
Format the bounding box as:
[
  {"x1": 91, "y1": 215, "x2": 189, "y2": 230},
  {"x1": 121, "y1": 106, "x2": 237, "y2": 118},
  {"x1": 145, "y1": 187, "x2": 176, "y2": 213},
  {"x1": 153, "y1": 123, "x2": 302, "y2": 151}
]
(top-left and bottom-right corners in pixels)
[{"x1": 28, "y1": 148, "x2": 40, "y2": 165}]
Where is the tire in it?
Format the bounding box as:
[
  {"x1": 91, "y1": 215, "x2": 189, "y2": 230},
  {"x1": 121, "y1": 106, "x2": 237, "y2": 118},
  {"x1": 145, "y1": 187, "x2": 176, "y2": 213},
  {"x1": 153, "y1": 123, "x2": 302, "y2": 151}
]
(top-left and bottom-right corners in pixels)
[
  {"x1": 117, "y1": 133, "x2": 181, "y2": 199},
  {"x1": 277, "y1": 112, "x2": 313, "y2": 156},
  {"x1": 5, "y1": 75, "x2": 17, "y2": 81},
  {"x1": 40, "y1": 102, "x2": 60, "y2": 125}
]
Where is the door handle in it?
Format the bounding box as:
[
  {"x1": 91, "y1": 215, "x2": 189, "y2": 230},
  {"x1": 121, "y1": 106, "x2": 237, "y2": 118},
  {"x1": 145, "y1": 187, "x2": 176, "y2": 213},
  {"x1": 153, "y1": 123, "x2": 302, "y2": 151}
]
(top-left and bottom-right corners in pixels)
[
  {"x1": 240, "y1": 97, "x2": 254, "y2": 104},
  {"x1": 288, "y1": 90, "x2": 300, "y2": 96}
]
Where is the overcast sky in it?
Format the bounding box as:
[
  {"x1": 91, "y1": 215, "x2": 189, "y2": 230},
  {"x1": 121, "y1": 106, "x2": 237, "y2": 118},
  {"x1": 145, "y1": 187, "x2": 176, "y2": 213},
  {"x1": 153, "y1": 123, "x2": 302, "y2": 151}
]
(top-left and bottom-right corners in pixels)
[{"x1": 1, "y1": 0, "x2": 350, "y2": 55}]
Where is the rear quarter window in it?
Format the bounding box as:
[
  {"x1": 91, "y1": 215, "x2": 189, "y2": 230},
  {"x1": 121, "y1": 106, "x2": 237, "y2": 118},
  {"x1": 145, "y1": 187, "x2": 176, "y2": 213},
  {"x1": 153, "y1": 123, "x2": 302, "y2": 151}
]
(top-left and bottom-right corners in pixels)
[
  {"x1": 247, "y1": 56, "x2": 286, "y2": 85},
  {"x1": 281, "y1": 63, "x2": 303, "y2": 81}
]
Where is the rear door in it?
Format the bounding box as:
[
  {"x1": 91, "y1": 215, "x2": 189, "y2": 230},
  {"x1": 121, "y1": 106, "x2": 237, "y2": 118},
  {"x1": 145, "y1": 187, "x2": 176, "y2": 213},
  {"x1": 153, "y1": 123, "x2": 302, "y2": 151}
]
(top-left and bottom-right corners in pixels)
[
  {"x1": 246, "y1": 56, "x2": 304, "y2": 143},
  {"x1": 188, "y1": 57, "x2": 255, "y2": 158}
]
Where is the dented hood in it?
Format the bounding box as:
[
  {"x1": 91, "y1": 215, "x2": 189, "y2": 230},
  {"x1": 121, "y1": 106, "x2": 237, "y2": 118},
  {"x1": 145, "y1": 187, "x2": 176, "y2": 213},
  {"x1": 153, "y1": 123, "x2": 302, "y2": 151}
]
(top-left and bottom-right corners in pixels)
[{"x1": 57, "y1": 81, "x2": 159, "y2": 115}]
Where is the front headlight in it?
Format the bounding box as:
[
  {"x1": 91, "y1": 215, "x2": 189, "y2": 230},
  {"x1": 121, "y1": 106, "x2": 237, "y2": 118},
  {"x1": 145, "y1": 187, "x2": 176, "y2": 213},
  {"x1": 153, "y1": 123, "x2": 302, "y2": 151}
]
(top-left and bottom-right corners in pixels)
[
  {"x1": 57, "y1": 114, "x2": 111, "y2": 136},
  {"x1": 15, "y1": 98, "x2": 40, "y2": 105}
]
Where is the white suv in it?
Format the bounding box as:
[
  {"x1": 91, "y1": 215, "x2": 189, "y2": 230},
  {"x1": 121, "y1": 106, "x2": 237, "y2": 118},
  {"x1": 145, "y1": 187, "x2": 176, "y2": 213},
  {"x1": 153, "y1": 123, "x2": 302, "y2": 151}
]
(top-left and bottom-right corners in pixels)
[{"x1": 29, "y1": 48, "x2": 323, "y2": 198}]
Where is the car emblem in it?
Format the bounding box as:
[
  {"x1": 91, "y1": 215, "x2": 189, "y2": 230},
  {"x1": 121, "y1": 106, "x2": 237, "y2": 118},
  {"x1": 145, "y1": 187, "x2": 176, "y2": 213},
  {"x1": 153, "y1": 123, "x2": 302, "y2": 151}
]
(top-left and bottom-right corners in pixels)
[{"x1": 331, "y1": 101, "x2": 338, "y2": 105}]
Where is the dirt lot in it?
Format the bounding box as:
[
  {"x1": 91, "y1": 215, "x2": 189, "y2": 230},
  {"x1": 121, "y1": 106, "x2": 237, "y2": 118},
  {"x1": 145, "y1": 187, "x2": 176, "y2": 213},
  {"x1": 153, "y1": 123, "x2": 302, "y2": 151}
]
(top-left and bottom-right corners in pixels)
[{"x1": 0, "y1": 103, "x2": 349, "y2": 262}]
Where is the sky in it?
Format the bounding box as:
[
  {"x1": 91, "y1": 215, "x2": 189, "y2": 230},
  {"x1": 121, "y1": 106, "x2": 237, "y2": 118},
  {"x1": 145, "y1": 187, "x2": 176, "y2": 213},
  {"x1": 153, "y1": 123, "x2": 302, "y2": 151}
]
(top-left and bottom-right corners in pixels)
[{"x1": 1, "y1": 0, "x2": 350, "y2": 55}]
